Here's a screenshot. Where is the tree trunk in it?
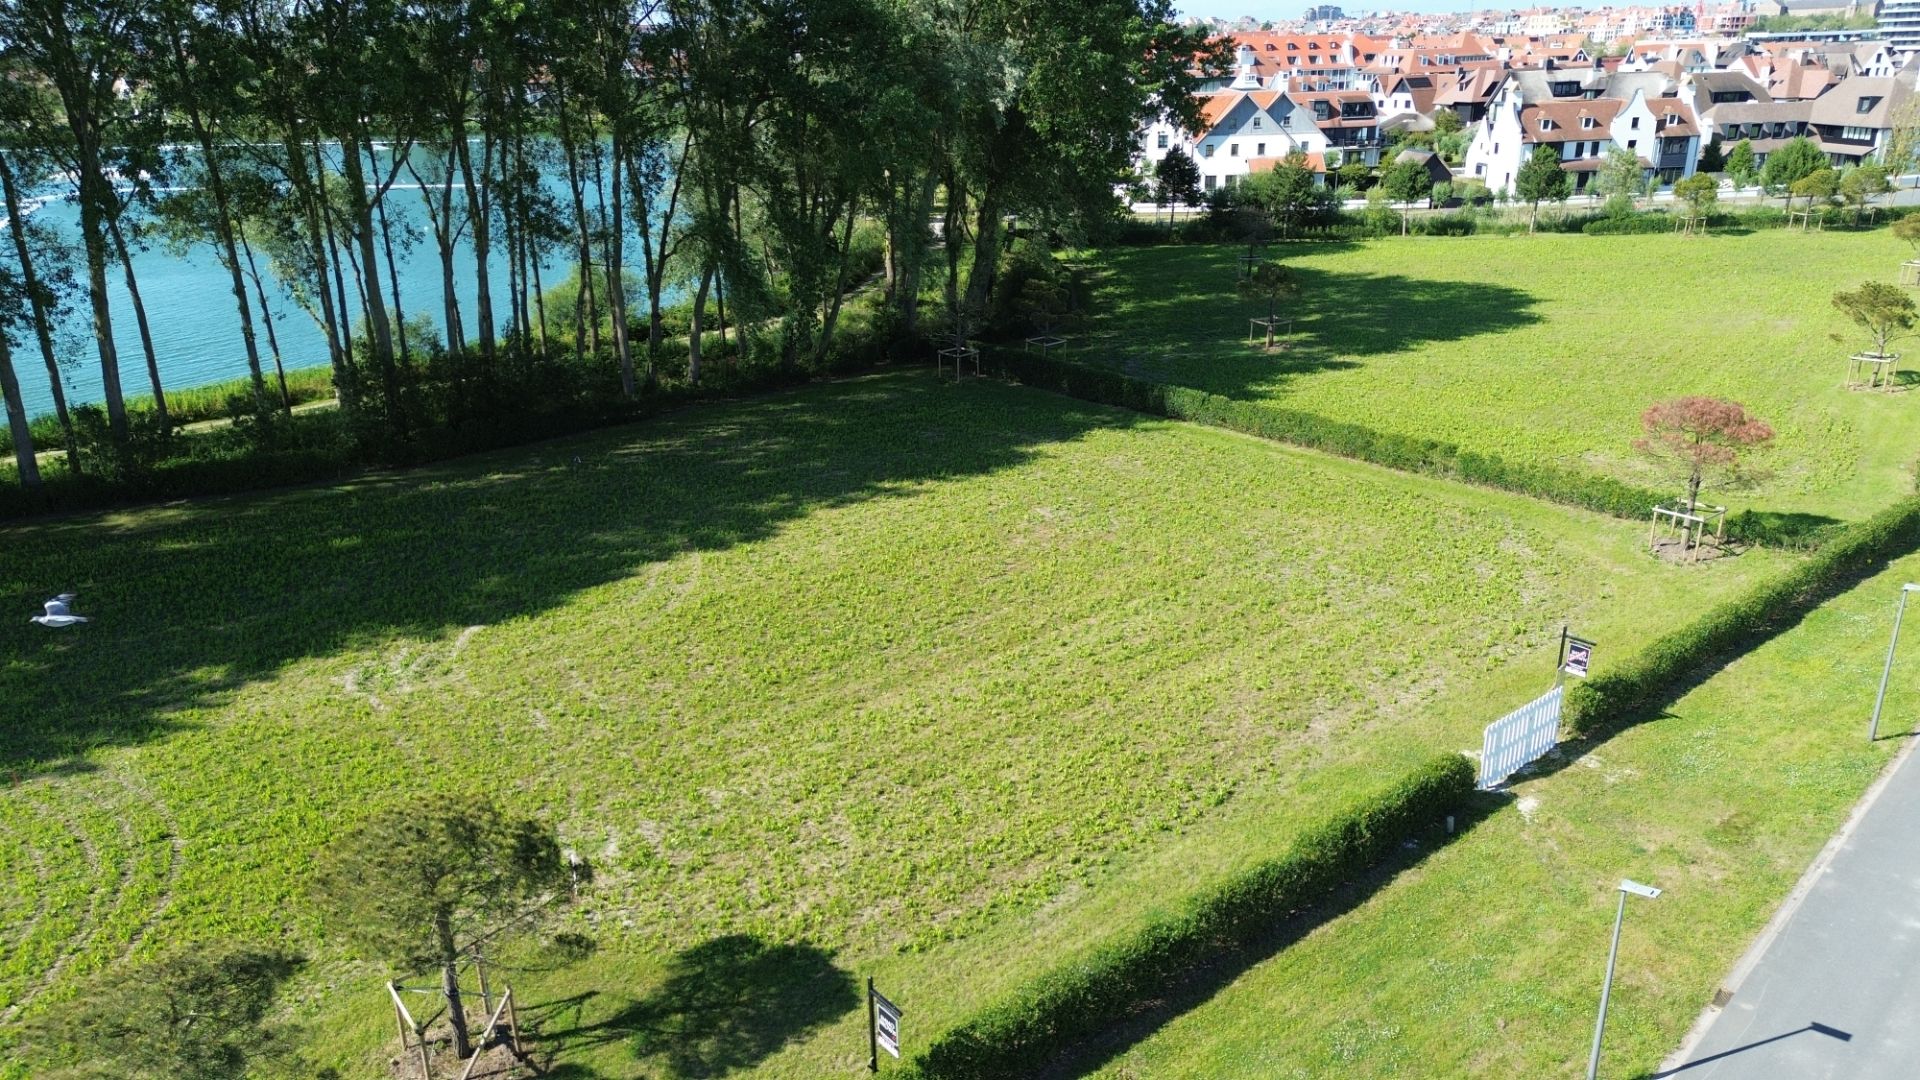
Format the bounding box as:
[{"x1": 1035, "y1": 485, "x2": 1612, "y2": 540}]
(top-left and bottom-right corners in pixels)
[
  {"x1": 370, "y1": 143, "x2": 409, "y2": 367},
  {"x1": 0, "y1": 328, "x2": 40, "y2": 489},
  {"x1": 456, "y1": 129, "x2": 497, "y2": 360},
  {"x1": 76, "y1": 156, "x2": 129, "y2": 442},
  {"x1": 0, "y1": 154, "x2": 80, "y2": 472},
  {"x1": 607, "y1": 130, "x2": 635, "y2": 396},
  {"x1": 339, "y1": 132, "x2": 399, "y2": 419},
  {"x1": 237, "y1": 223, "x2": 292, "y2": 412},
  {"x1": 434, "y1": 911, "x2": 473, "y2": 1060},
  {"x1": 688, "y1": 264, "x2": 712, "y2": 385},
  {"x1": 108, "y1": 216, "x2": 168, "y2": 430},
  {"x1": 963, "y1": 187, "x2": 1002, "y2": 311}
]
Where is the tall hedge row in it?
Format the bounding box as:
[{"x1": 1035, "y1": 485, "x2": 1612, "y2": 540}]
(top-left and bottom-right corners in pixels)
[
  {"x1": 902, "y1": 753, "x2": 1474, "y2": 1080},
  {"x1": 1564, "y1": 495, "x2": 1920, "y2": 737},
  {"x1": 996, "y1": 348, "x2": 1668, "y2": 521}
]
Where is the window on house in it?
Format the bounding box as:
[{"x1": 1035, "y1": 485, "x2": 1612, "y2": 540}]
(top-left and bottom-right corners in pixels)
[
  {"x1": 1860, "y1": 96, "x2": 1882, "y2": 114},
  {"x1": 1229, "y1": 142, "x2": 1239, "y2": 156},
  {"x1": 1252, "y1": 116, "x2": 1262, "y2": 129},
  {"x1": 1631, "y1": 116, "x2": 1640, "y2": 129},
  {"x1": 1204, "y1": 175, "x2": 1216, "y2": 190},
  {"x1": 1257, "y1": 142, "x2": 1266, "y2": 155},
  {"x1": 1627, "y1": 139, "x2": 1637, "y2": 149},
  {"x1": 1581, "y1": 116, "x2": 1596, "y2": 129},
  {"x1": 1204, "y1": 144, "x2": 1215, "y2": 157},
  {"x1": 1157, "y1": 132, "x2": 1169, "y2": 149},
  {"x1": 1845, "y1": 125, "x2": 1873, "y2": 140}
]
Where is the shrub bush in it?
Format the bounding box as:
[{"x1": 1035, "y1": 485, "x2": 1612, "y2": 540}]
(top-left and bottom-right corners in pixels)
[
  {"x1": 1582, "y1": 212, "x2": 1678, "y2": 235},
  {"x1": 904, "y1": 753, "x2": 1474, "y2": 1080},
  {"x1": 995, "y1": 349, "x2": 1667, "y2": 520},
  {"x1": 1564, "y1": 495, "x2": 1920, "y2": 737}
]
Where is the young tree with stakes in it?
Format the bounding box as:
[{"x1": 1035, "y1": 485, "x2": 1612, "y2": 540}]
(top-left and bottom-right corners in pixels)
[
  {"x1": 1239, "y1": 260, "x2": 1299, "y2": 352},
  {"x1": 1635, "y1": 397, "x2": 1774, "y2": 516},
  {"x1": 1833, "y1": 280, "x2": 1917, "y2": 358},
  {"x1": 1673, "y1": 173, "x2": 1718, "y2": 235},
  {"x1": 314, "y1": 794, "x2": 574, "y2": 1061}
]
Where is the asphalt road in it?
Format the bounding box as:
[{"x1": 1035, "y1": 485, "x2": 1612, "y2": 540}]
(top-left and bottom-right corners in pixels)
[{"x1": 1661, "y1": 739, "x2": 1920, "y2": 1078}]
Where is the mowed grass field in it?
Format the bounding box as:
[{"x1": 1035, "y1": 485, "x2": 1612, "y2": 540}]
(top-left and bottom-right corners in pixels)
[
  {"x1": 1087, "y1": 544, "x2": 1920, "y2": 1080},
  {"x1": 1078, "y1": 229, "x2": 1918, "y2": 519},
  {"x1": 0, "y1": 371, "x2": 1779, "y2": 1076}
]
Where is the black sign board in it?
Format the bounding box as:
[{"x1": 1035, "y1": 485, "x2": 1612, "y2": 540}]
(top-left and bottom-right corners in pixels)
[
  {"x1": 868, "y1": 979, "x2": 902, "y2": 1069},
  {"x1": 1559, "y1": 628, "x2": 1595, "y2": 678}
]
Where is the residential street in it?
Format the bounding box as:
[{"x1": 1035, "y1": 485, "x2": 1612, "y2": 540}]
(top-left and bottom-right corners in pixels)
[{"x1": 1663, "y1": 739, "x2": 1920, "y2": 1078}]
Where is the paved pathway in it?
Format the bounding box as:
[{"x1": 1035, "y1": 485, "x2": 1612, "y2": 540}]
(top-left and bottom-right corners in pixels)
[{"x1": 1661, "y1": 739, "x2": 1920, "y2": 1078}]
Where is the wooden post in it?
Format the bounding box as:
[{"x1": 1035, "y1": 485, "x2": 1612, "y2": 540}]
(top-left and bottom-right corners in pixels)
[
  {"x1": 506, "y1": 988, "x2": 523, "y2": 1056},
  {"x1": 417, "y1": 1024, "x2": 433, "y2": 1080}
]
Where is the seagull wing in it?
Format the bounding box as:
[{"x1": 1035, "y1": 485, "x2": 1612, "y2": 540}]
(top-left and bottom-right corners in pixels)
[{"x1": 44, "y1": 599, "x2": 70, "y2": 617}]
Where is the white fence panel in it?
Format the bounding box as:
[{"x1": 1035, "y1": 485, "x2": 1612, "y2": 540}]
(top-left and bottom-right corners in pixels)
[{"x1": 1477, "y1": 684, "x2": 1565, "y2": 790}]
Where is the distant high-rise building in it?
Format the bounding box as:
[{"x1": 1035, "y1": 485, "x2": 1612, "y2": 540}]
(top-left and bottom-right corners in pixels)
[
  {"x1": 1884, "y1": 0, "x2": 1920, "y2": 55},
  {"x1": 1305, "y1": 5, "x2": 1344, "y2": 21}
]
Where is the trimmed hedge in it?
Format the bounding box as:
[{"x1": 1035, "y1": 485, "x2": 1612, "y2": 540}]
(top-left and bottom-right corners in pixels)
[
  {"x1": 902, "y1": 753, "x2": 1474, "y2": 1080},
  {"x1": 995, "y1": 348, "x2": 1668, "y2": 521},
  {"x1": 1564, "y1": 495, "x2": 1920, "y2": 737}
]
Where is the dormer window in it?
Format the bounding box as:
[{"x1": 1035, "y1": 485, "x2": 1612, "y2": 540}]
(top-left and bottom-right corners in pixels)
[
  {"x1": 1539, "y1": 117, "x2": 1552, "y2": 131},
  {"x1": 1252, "y1": 116, "x2": 1262, "y2": 130},
  {"x1": 1581, "y1": 116, "x2": 1596, "y2": 129},
  {"x1": 1860, "y1": 96, "x2": 1883, "y2": 114}
]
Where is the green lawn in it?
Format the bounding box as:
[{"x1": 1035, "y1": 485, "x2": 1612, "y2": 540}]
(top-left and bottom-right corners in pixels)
[
  {"x1": 0, "y1": 371, "x2": 1776, "y2": 1076},
  {"x1": 1085, "y1": 544, "x2": 1920, "y2": 1079},
  {"x1": 1076, "y1": 230, "x2": 1918, "y2": 521}
]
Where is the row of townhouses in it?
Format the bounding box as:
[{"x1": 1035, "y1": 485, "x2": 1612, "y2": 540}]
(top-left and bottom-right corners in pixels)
[{"x1": 1135, "y1": 29, "x2": 1920, "y2": 199}]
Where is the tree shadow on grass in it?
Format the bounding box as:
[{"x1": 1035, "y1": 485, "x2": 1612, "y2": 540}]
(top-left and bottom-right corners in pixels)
[
  {"x1": 528, "y1": 936, "x2": 857, "y2": 1079},
  {"x1": 1073, "y1": 243, "x2": 1541, "y2": 401},
  {"x1": 0, "y1": 371, "x2": 1143, "y2": 772},
  {"x1": 1041, "y1": 791, "x2": 1505, "y2": 1080}
]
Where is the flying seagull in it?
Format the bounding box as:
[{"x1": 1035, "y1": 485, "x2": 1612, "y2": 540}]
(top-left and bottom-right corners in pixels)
[{"x1": 31, "y1": 594, "x2": 88, "y2": 628}]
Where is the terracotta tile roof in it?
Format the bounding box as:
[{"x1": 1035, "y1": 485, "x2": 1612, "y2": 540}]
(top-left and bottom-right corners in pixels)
[{"x1": 1248, "y1": 152, "x2": 1328, "y2": 174}]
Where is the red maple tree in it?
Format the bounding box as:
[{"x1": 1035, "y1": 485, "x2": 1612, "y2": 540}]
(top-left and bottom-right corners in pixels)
[{"x1": 1634, "y1": 397, "x2": 1775, "y2": 513}]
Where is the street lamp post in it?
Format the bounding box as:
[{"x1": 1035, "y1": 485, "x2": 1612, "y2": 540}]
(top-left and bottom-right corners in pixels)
[
  {"x1": 1869, "y1": 584, "x2": 1920, "y2": 742},
  {"x1": 1587, "y1": 879, "x2": 1662, "y2": 1080}
]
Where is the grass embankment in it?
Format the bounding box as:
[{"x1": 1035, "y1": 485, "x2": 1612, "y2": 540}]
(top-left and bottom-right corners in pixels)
[
  {"x1": 1076, "y1": 230, "x2": 1918, "y2": 521},
  {"x1": 0, "y1": 372, "x2": 1774, "y2": 1076},
  {"x1": 1086, "y1": 549, "x2": 1920, "y2": 1079}
]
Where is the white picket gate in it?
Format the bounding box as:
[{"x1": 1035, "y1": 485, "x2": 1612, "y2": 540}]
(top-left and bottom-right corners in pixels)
[{"x1": 1477, "y1": 684, "x2": 1565, "y2": 790}]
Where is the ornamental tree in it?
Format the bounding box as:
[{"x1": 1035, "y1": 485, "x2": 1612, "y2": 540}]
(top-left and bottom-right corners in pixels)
[
  {"x1": 1673, "y1": 173, "x2": 1718, "y2": 235},
  {"x1": 1761, "y1": 136, "x2": 1826, "y2": 207},
  {"x1": 1379, "y1": 157, "x2": 1433, "y2": 235},
  {"x1": 1238, "y1": 260, "x2": 1300, "y2": 351},
  {"x1": 314, "y1": 793, "x2": 574, "y2": 1060},
  {"x1": 1894, "y1": 213, "x2": 1920, "y2": 254},
  {"x1": 1726, "y1": 139, "x2": 1758, "y2": 190},
  {"x1": 1514, "y1": 144, "x2": 1571, "y2": 232},
  {"x1": 1154, "y1": 147, "x2": 1202, "y2": 226},
  {"x1": 1840, "y1": 163, "x2": 1892, "y2": 223},
  {"x1": 1634, "y1": 397, "x2": 1775, "y2": 514},
  {"x1": 1833, "y1": 279, "x2": 1917, "y2": 357}
]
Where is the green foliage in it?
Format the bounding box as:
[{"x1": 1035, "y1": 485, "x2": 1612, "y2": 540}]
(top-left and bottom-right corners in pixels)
[
  {"x1": 1726, "y1": 139, "x2": 1758, "y2": 189},
  {"x1": 1379, "y1": 158, "x2": 1432, "y2": 235},
  {"x1": 1514, "y1": 145, "x2": 1572, "y2": 229},
  {"x1": 1000, "y1": 348, "x2": 1670, "y2": 520},
  {"x1": 313, "y1": 793, "x2": 569, "y2": 970},
  {"x1": 903, "y1": 754, "x2": 1474, "y2": 1080},
  {"x1": 1760, "y1": 137, "x2": 1827, "y2": 197},
  {"x1": 22, "y1": 944, "x2": 302, "y2": 1080},
  {"x1": 1832, "y1": 279, "x2": 1918, "y2": 355},
  {"x1": 1674, "y1": 173, "x2": 1719, "y2": 233},
  {"x1": 1566, "y1": 495, "x2": 1920, "y2": 737},
  {"x1": 1894, "y1": 214, "x2": 1920, "y2": 252},
  {"x1": 1592, "y1": 146, "x2": 1644, "y2": 209},
  {"x1": 1433, "y1": 108, "x2": 1463, "y2": 136},
  {"x1": 1700, "y1": 137, "x2": 1727, "y2": 174},
  {"x1": 1154, "y1": 148, "x2": 1203, "y2": 211}
]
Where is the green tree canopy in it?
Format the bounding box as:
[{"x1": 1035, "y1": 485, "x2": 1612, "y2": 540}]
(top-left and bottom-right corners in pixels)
[
  {"x1": 1379, "y1": 157, "x2": 1433, "y2": 235},
  {"x1": 1833, "y1": 279, "x2": 1917, "y2": 357},
  {"x1": 1760, "y1": 137, "x2": 1827, "y2": 202},
  {"x1": 1673, "y1": 173, "x2": 1718, "y2": 235},
  {"x1": 1726, "y1": 139, "x2": 1758, "y2": 188},
  {"x1": 1238, "y1": 260, "x2": 1300, "y2": 351},
  {"x1": 314, "y1": 793, "x2": 573, "y2": 1059},
  {"x1": 1514, "y1": 144, "x2": 1571, "y2": 232}
]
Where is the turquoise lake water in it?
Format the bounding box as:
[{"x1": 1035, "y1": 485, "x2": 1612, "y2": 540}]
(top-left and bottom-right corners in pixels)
[{"x1": 2, "y1": 151, "x2": 661, "y2": 422}]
